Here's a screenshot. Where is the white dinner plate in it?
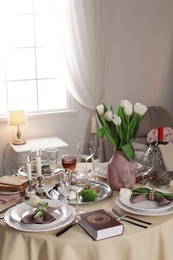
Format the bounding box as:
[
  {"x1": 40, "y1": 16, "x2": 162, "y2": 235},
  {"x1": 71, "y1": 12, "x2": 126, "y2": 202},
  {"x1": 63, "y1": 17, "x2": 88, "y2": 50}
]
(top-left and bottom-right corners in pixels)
[
  {"x1": 115, "y1": 196, "x2": 173, "y2": 216},
  {"x1": 4, "y1": 199, "x2": 76, "y2": 232},
  {"x1": 119, "y1": 187, "x2": 173, "y2": 212}
]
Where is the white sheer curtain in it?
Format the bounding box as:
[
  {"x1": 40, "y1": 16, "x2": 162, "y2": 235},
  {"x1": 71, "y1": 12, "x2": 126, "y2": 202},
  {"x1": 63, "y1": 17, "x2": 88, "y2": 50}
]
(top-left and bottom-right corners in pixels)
[{"x1": 54, "y1": 0, "x2": 113, "y2": 151}]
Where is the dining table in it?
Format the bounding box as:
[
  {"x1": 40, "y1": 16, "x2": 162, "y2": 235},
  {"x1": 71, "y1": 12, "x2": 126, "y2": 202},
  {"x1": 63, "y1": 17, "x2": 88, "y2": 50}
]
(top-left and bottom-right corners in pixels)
[{"x1": 1, "y1": 163, "x2": 173, "y2": 260}]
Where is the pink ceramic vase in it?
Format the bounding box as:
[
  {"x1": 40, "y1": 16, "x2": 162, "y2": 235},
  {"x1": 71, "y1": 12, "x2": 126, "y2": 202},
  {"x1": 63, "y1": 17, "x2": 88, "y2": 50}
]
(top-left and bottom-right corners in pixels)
[{"x1": 107, "y1": 150, "x2": 136, "y2": 191}]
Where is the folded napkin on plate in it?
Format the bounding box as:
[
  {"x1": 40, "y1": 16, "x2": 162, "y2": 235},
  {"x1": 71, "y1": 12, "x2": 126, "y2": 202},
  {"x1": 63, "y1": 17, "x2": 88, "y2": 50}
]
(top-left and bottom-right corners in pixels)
[
  {"x1": 130, "y1": 194, "x2": 172, "y2": 206},
  {"x1": 130, "y1": 187, "x2": 173, "y2": 207},
  {"x1": 157, "y1": 142, "x2": 173, "y2": 172},
  {"x1": 147, "y1": 127, "x2": 173, "y2": 144},
  {"x1": 0, "y1": 193, "x2": 21, "y2": 203},
  {"x1": 21, "y1": 206, "x2": 57, "y2": 224}
]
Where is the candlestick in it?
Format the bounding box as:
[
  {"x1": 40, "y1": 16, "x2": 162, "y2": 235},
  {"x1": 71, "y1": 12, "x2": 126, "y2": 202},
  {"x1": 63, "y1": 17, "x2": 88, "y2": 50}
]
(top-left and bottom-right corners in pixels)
[
  {"x1": 26, "y1": 156, "x2": 32, "y2": 181},
  {"x1": 36, "y1": 150, "x2": 42, "y2": 177},
  {"x1": 36, "y1": 176, "x2": 45, "y2": 195},
  {"x1": 25, "y1": 180, "x2": 36, "y2": 198}
]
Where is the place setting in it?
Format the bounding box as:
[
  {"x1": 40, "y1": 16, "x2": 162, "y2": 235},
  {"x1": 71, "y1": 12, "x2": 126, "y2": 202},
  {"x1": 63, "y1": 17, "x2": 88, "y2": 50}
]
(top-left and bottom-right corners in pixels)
[
  {"x1": 4, "y1": 196, "x2": 76, "y2": 232},
  {"x1": 115, "y1": 187, "x2": 173, "y2": 216}
]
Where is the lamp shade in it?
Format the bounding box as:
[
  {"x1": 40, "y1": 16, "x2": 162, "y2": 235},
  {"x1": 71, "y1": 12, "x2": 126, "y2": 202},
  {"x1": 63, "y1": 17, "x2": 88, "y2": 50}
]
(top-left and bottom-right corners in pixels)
[{"x1": 9, "y1": 110, "x2": 27, "y2": 126}]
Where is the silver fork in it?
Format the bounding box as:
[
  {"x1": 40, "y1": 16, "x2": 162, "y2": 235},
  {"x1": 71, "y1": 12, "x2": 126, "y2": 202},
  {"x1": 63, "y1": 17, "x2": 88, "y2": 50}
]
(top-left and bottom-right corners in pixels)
[{"x1": 112, "y1": 208, "x2": 152, "y2": 225}]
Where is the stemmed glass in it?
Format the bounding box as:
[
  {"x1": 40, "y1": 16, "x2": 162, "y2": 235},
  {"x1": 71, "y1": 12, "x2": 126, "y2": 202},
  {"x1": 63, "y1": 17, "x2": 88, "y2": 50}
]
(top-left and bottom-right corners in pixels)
[
  {"x1": 122, "y1": 161, "x2": 133, "y2": 188},
  {"x1": 135, "y1": 150, "x2": 154, "y2": 187},
  {"x1": 77, "y1": 141, "x2": 94, "y2": 172},
  {"x1": 90, "y1": 147, "x2": 101, "y2": 180},
  {"x1": 59, "y1": 169, "x2": 71, "y2": 203},
  {"x1": 61, "y1": 154, "x2": 77, "y2": 172},
  {"x1": 72, "y1": 166, "x2": 88, "y2": 217}
]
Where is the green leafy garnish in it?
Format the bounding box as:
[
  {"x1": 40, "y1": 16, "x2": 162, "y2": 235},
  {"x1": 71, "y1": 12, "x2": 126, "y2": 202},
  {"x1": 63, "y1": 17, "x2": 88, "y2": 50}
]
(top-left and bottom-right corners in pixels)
[{"x1": 80, "y1": 189, "x2": 98, "y2": 202}]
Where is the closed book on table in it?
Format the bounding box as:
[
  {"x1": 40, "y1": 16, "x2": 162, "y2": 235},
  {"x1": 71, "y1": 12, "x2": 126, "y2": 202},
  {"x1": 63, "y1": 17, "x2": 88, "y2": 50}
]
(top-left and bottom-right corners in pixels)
[{"x1": 79, "y1": 209, "x2": 124, "y2": 240}]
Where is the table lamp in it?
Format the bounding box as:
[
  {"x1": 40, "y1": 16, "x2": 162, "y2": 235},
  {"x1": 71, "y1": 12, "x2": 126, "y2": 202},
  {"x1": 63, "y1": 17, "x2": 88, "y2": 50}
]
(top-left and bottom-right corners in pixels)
[{"x1": 9, "y1": 110, "x2": 27, "y2": 145}]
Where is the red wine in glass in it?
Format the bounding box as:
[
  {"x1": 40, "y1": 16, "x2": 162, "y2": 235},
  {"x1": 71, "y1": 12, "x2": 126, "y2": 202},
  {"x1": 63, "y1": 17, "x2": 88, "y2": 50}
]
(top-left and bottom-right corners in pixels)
[{"x1": 61, "y1": 154, "x2": 77, "y2": 171}]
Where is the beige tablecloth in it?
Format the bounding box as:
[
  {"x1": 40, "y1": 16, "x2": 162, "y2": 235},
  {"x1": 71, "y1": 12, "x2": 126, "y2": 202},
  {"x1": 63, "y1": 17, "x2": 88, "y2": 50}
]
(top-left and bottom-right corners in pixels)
[{"x1": 1, "y1": 166, "x2": 173, "y2": 260}]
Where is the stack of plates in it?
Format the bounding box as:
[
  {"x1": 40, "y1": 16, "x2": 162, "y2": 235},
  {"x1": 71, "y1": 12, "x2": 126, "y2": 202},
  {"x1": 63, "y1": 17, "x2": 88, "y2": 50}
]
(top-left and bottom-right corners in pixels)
[
  {"x1": 4, "y1": 199, "x2": 76, "y2": 232},
  {"x1": 115, "y1": 189, "x2": 173, "y2": 216}
]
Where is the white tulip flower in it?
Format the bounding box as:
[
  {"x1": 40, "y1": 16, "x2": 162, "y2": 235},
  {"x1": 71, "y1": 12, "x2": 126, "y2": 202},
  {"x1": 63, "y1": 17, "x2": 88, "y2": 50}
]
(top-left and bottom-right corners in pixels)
[
  {"x1": 134, "y1": 102, "x2": 148, "y2": 116},
  {"x1": 105, "y1": 110, "x2": 113, "y2": 121},
  {"x1": 96, "y1": 104, "x2": 104, "y2": 116},
  {"x1": 123, "y1": 103, "x2": 133, "y2": 116},
  {"x1": 120, "y1": 100, "x2": 132, "y2": 108},
  {"x1": 112, "y1": 115, "x2": 121, "y2": 125},
  {"x1": 120, "y1": 188, "x2": 132, "y2": 197},
  {"x1": 27, "y1": 195, "x2": 42, "y2": 207}
]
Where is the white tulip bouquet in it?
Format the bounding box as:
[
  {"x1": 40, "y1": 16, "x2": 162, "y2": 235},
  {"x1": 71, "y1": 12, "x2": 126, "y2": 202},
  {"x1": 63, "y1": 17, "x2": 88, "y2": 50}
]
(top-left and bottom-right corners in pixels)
[{"x1": 96, "y1": 100, "x2": 148, "y2": 161}]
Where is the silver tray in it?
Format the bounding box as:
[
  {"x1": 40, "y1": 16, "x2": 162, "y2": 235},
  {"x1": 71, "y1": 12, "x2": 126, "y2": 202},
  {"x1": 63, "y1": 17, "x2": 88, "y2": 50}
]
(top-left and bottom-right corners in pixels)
[
  {"x1": 45, "y1": 180, "x2": 112, "y2": 205},
  {"x1": 18, "y1": 165, "x2": 61, "y2": 179}
]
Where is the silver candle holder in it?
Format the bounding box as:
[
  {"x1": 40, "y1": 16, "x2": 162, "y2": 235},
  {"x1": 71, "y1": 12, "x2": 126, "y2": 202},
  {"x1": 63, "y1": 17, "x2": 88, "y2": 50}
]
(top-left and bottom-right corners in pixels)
[
  {"x1": 36, "y1": 176, "x2": 45, "y2": 195},
  {"x1": 25, "y1": 180, "x2": 36, "y2": 198}
]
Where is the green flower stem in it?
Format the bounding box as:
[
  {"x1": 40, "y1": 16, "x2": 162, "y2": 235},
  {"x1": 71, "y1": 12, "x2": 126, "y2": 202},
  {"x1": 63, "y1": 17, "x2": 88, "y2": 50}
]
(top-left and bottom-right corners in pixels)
[{"x1": 132, "y1": 188, "x2": 173, "y2": 199}]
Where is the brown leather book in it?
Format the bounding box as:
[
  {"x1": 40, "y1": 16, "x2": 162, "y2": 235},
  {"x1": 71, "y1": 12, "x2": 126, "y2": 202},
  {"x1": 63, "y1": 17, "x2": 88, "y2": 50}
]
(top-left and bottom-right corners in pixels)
[{"x1": 79, "y1": 209, "x2": 124, "y2": 240}]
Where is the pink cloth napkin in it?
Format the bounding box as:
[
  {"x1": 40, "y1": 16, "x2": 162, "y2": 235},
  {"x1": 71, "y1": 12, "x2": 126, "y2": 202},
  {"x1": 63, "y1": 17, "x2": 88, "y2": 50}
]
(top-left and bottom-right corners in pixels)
[
  {"x1": 147, "y1": 127, "x2": 173, "y2": 144},
  {"x1": 0, "y1": 193, "x2": 21, "y2": 203},
  {"x1": 21, "y1": 207, "x2": 58, "y2": 224},
  {"x1": 130, "y1": 194, "x2": 172, "y2": 206}
]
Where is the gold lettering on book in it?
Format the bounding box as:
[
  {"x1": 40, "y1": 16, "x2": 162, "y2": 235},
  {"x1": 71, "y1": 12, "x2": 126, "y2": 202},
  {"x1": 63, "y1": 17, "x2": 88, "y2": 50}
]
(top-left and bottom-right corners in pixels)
[{"x1": 87, "y1": 214, "x2": 110, "y2": 224}]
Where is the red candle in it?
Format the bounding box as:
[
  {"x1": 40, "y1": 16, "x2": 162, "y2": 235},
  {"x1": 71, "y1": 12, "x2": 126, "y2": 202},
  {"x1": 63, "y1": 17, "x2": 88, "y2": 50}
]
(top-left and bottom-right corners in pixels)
[{"x1": 158, "y1": 126, "x2": 164, "y2": 142}]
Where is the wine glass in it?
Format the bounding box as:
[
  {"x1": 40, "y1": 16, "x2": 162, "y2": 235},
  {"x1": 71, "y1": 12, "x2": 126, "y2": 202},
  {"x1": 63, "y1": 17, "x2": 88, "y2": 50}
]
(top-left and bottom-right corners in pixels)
[
  {"x1": 61, "y1": 154, "x2": 77, "y2": 172},
  {"x1": 122, "y1": 160, "x2": 133, "y2": 188},
  {"x1": 135, "y1": 149, "x2": 154, "y2": 187},
  {"x1": 46, "y1": 148, "x2": 59, "y2": 175},
  {"x1": 59, "y1": 169, "x2": 71, "y2": 203},
  {"x1": 90, "y1": 147, "x2": 101, "y2": 180},
  {"x1": 72, "y1": 166, "x2": 88, "y2": 217},
  {"x1": 77, "y1": 140, "x2": 94, "y2": 172}
]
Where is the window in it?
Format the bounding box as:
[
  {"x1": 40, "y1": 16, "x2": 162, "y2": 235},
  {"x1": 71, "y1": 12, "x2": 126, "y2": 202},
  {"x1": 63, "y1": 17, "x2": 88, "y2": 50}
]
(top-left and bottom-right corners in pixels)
[{"x1": 0, "y1": 0, "x2": 68, "y2": 117}]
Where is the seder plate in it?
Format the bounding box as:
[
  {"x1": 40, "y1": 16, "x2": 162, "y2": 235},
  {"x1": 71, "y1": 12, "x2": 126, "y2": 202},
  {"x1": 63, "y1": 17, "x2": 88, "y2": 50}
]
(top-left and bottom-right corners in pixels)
[
  {"x1": 45, "y1": 180, "x2": 112, "y2": 205},
  {"x1": 18, "y1": 165, "x2": 61, "y2": 179}
]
